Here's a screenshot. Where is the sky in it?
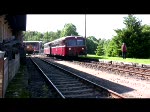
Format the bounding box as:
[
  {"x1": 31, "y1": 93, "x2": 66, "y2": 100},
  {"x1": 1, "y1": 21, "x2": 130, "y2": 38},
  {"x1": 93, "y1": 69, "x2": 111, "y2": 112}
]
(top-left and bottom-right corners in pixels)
[{"x1": 26, "y1": 14, "x2": 150, "y2": 40}]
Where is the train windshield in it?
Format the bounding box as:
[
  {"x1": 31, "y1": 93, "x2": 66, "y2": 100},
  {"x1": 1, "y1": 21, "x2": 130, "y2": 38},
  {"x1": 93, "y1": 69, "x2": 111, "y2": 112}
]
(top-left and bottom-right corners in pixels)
[
  {"x1": 66, "y1": 40, "x2": 76, "y2": 46},
  {"x1": 66, "y1": 39, "x2": 85, "y2": 46},
  {"x1": 77, "y1": 40, "x2": 84, "y2": 46}
]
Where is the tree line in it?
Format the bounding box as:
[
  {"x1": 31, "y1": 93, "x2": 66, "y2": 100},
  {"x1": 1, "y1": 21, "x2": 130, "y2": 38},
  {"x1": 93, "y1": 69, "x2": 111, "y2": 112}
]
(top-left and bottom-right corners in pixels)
[{"x1": 23, "y1": 15, "x2": 150, "y2": 58}]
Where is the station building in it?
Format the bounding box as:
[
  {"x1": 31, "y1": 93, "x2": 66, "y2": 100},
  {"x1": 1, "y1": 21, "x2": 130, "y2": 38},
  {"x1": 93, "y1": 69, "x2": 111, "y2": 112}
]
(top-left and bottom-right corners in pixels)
[{"x1": 0, "y1": 14, "x2": 26, "y2": 97}]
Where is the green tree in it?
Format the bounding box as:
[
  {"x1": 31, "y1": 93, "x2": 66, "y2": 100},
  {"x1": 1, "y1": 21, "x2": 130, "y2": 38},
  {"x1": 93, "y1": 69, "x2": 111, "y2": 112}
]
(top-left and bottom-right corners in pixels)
[
  {"x1": 43, "y1": 32, "x2": 49, "y2": 43},
  {"x1": 60, "y1": 23, "x2": 79, "y2": 37},
  {"x1": 86, "y1": 36, "x2": 98, "y2": 54},
  {"x1": 141, "y1": 24, "x2": 150, "y2": 58},
  {"x1": 95, "y1": 38, "x2": 106, "y2": 56},
  {"x1": 105, "y1": 39, "x2": 118, "y2": 57},
  {"x1": 103, "y1": 39, "x2": 111, "y2": 56},
  {"x1": 109, "y1": 14, "x2": 150, "y2": 58},
  {"x1": 55, "y1": 30, "x2": 61, "y2": 39},
  {"x1": 88, "y1": 36, "x2": 98, "y2": 42},
  {"x1": 95, "y1": 44, "x2": 103, "y2": 56}
]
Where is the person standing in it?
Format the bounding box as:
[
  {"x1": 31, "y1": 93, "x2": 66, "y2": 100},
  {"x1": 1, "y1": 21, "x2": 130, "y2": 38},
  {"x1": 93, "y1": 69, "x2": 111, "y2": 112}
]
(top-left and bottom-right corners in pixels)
[{"x1": 121, "y1": 43, "x2": 127, "y2": 59}]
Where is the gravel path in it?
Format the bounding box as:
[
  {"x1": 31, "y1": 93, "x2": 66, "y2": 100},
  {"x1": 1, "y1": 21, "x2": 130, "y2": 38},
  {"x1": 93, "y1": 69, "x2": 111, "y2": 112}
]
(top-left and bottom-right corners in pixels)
[{"x1": 51, "y1": 60, "x2": 150, "y2": 98}]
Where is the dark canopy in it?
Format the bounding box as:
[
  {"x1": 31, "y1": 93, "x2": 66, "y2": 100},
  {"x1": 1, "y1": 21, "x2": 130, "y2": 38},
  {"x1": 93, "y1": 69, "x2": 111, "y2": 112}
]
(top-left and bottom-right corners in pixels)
[{"x1": 5, "y1": 15, "x2": 26, "y2": 31}]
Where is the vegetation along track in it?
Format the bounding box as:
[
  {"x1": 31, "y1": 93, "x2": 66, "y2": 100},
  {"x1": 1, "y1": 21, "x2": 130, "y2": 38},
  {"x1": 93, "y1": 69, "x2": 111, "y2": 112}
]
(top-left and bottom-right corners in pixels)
[{"x1": 32, "y1": 56, "x2": 125, "y2": 98}]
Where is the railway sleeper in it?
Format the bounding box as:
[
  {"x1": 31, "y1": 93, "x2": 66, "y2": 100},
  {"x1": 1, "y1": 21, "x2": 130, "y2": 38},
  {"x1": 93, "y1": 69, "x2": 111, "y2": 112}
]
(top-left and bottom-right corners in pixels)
[
  {"x1": 55, "y1": 83, "x2": 85, "y2": 87},
  {"x1": 58, "y1": 85, "x2": 89, "y2": 88},
  {"x1": 64, "y1": 93, "x2": 109, "y2": 98},
  {"x1": 58, "y1": 86, "x2": 91, "y2": 91},
  {"x1": 50, "y1": 79, "x2": 78, "y2": 82},
  {"x1": 62, "y1": 90, "x2": 107, "y2": 97},
  {"x1": 119, "y1": 69, "x2": 131, "y2": 75},
  {"x1": 52, "y1": 81, "x2": 81, "y2": 85},
  {"x1": 135, "y1": 72, "x2": 150, "y2": 78},
  {"x1": 61, "y1": 88, "x2": 95, "y2": 94}
]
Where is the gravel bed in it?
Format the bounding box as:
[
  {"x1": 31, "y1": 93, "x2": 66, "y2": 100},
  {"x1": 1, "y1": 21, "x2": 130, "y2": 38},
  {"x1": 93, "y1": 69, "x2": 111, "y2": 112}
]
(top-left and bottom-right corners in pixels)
[
  {"x1": 26, "y1": 57, "x2": 59, "y2": 98},
  {"x1": 47, "y1": 59, "x2": 150, "y2": 98},
  {"x1": 33, "y1": 57, "x2": 112, "y2": 98}
]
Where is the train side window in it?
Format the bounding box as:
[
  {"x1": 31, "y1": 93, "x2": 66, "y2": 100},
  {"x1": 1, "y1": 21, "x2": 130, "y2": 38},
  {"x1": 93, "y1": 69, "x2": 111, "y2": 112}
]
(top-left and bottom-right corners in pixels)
[
  {"x1": 64, "y1": 40, "x2": 67, "y2": 45},
  {"x1": 44, "y1": 44, "x2": 50, "y2": 48}
]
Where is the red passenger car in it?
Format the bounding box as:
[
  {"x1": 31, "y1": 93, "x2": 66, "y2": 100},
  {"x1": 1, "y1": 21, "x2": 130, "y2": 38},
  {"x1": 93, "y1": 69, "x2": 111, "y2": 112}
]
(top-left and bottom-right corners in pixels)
[{"x1": 44, "y1": 36, "x2": 87, "y2": 57}]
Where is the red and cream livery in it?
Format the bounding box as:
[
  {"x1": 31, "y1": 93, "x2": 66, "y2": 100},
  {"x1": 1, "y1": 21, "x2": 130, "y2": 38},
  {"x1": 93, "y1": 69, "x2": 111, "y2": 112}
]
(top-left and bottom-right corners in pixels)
[{"x1": 44, "y1": 36, "x2": 87, "y2": 57}]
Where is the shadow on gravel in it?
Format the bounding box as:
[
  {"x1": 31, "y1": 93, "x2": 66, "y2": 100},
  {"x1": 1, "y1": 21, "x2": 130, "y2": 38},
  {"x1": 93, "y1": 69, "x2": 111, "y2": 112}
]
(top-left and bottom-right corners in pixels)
[{"x1": 52, "y1": 61, "x2": 135, "y2": 94}]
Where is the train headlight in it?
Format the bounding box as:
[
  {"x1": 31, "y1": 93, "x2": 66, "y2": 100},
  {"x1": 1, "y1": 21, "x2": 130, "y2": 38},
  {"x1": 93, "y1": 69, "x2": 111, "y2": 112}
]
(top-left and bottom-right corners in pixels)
[
  {"x1": 69, "y1": 48, "x2": 71, "y2": 50},
  {"x1": 82, "y1": 48, "x2": 84, "y2": 50}
]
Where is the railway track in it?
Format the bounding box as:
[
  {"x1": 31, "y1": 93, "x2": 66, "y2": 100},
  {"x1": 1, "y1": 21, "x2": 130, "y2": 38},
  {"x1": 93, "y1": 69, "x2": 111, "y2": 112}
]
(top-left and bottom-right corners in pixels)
[
  {"x1": 72, "y1": 61, "x2": 150, "y2": 80},
  {"x1": 26, "y1": 57, "x2": 62, "y2": 98},
  {"x1": 31, "y1": 56, "x2": 125, "y2": 98},
  {"x1": 37, "y1": 55, "x2": 150, "y2": 80}
]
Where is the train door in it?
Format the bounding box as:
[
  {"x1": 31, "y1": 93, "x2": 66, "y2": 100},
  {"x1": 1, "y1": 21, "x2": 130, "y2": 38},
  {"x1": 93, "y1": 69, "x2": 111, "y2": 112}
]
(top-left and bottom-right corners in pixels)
[
  {"x1": 39, "y1": 42, "x2": 42, "y2": 54},
  {"x1": 63, "y1": 40, "x2": 67, "y2": 56},
  {"x1": 49, "y1": 43, "x2": 52, "y2": 56}
]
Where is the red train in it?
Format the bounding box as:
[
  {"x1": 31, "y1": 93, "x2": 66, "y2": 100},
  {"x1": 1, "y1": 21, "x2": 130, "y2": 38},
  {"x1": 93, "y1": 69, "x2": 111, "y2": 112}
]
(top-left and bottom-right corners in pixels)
[
  {"x1": 44, "y1": 36, "x2": 87, "y2": 57},
  {"x1": 23, "y1": 41, "x2": 43, "y2": 55},
  {"x1": 25, "y1": 44, "x2": 34, "y2": 54}
]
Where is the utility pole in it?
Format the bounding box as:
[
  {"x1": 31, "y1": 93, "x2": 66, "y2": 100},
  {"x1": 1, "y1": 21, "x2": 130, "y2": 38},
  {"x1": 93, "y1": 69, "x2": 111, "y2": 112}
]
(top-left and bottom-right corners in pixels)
[
  {"x1": 85, "y1": 14, "x2": 87, "y2": 57},
  {"x1": 85, "y1": 14, "x2": 86, "y2": 40}
]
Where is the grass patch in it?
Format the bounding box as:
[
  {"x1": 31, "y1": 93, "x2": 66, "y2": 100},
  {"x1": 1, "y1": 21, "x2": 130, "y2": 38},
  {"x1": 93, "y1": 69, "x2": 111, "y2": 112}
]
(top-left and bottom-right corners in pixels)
[
  {"x1": 80, "y1": 54, "x2": 150, "y2": 64},
  {"x1": 5, "y1": 65, "x2": 30, "y2": 98}
]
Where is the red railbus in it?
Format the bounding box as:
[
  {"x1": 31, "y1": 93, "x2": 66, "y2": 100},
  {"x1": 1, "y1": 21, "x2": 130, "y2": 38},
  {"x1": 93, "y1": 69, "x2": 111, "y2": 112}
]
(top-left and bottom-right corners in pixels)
[
  {"x1": 23, "y1": 41, "x2": 43, "y2": 55},
  {"x1": 44, "y1": 36, "x2": 87, "y2": 57}
]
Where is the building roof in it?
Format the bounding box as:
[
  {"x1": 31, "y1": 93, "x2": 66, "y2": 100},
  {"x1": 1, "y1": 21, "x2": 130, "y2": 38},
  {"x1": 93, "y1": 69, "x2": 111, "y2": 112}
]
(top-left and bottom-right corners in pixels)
[{"x1": 5, "y1": 15, "x2": 26, "y2": 31}]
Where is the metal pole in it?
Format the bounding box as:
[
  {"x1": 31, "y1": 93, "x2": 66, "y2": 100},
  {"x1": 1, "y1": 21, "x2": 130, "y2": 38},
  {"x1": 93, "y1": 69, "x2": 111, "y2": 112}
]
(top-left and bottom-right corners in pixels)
[
  {"x1": 85, "y1": 14, "x2": 86, "y2": 39},
  {"x1": 85, "y1": 14, "x2": 87, "y2": 57}
]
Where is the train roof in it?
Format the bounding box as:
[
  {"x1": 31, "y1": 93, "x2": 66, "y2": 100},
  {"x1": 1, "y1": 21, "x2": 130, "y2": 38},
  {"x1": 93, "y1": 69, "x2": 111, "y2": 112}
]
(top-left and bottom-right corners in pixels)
[
  {"x1": 44, "y1": 41, "x2": 51, "y2": 46},
  {"x1": 44, "y1": 36, "x2": 84, "y2": 45},
  {"x1": 23, "y1": 41, "x2": 42, "y2": 43}
]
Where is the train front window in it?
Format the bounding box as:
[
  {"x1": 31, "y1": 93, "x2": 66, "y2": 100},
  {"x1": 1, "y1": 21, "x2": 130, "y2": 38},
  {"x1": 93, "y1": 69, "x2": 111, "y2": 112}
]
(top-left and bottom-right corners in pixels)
[
  {"x1": 77, "y1": 40, "x2": 84, "y2": 46},
  {"x1": 66, "y1": 40, "x2": 76, "y2": 46}
]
